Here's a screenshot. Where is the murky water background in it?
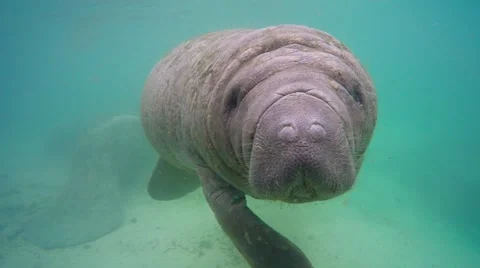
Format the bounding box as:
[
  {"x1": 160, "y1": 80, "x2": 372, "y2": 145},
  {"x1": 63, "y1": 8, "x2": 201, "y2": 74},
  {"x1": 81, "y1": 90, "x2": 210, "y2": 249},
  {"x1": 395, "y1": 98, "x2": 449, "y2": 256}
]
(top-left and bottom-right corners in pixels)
[{"x1": 1, "y1": 1, "x2": 479, "y2": 267}]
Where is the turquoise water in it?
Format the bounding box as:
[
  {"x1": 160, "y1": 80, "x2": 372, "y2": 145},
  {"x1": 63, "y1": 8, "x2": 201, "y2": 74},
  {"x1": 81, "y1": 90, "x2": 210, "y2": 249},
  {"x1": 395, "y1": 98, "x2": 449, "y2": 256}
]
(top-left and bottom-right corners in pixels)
[{"x1": 1, "y1": 0, "x2": 479, "y2": 267}]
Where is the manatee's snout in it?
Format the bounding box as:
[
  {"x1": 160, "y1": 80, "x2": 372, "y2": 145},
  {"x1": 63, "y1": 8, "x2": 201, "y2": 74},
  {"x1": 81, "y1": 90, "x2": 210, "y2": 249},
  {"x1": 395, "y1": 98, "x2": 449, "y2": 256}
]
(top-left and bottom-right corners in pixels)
[{"x1": 249, "y1": 91, "x2": 355, "y2": 203}]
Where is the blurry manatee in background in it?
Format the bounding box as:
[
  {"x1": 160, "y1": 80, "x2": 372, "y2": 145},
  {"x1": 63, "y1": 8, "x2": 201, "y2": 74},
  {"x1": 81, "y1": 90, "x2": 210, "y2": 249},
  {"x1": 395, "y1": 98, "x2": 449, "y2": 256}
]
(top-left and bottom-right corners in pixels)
[{"x1": 23, "y1": 114, "x2": 156, "y2": 249}]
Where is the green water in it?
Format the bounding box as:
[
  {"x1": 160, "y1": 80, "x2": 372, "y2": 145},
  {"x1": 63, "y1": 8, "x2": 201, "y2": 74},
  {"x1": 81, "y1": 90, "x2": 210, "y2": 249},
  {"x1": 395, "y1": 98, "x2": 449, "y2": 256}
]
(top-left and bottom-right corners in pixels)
[{"x1": 1, "y1": 0, "x2": 479, "y2": 267}]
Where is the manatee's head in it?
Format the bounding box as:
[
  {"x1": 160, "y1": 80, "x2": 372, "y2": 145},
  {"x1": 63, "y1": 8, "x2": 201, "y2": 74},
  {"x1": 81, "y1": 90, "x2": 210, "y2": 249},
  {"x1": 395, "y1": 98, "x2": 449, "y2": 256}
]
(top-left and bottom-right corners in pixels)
[{"x1": 219, "y1": 35, "x2": 376, "y2": 203}]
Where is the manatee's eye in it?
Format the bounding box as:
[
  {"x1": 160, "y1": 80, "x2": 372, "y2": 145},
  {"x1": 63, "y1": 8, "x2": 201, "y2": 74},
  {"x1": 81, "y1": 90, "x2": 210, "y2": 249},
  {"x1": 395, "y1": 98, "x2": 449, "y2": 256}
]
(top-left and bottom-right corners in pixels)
[
  {"x1": 349, "y1": 82, "x2": 363, "y2": 105},
  {"x1": 225, "y1": 86, "x2": 241, "y2": 112}
]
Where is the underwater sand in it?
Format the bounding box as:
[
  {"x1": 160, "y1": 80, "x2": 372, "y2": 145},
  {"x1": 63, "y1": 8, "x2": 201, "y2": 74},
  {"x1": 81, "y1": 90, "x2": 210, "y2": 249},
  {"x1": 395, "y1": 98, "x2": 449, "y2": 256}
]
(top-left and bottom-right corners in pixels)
[{"x1": 1, "y1": 163, "x2": 478, "y2": 268}]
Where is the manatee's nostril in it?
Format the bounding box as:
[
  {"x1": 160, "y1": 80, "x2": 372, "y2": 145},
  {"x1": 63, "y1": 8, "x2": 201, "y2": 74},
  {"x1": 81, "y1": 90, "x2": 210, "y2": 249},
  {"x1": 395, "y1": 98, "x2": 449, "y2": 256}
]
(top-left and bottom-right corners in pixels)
[
  {"x1": 308, "y1": 123, "x2": 326, "y2": 142},
  {"x1": 278, "y1": 124, "x2": 298, "y2": 142}
]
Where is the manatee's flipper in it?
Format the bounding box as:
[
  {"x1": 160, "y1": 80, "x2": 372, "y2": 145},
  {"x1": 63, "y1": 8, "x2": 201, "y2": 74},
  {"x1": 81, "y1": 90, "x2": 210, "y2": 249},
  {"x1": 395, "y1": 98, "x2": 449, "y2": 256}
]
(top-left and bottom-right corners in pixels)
[
  {"x1": 195, "y1": 166, "x2": 314, "y2": 268},
  {"x1": 147, "y1": 158, "x2": 200, "y2": 200}
]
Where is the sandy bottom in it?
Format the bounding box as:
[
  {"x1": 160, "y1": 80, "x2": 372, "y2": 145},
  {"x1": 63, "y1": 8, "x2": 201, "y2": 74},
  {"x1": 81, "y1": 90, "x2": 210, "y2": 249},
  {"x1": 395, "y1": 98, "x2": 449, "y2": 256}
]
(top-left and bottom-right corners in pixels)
[{"x1": 1, "y1": 166, "x2": 479, "y2": 268}]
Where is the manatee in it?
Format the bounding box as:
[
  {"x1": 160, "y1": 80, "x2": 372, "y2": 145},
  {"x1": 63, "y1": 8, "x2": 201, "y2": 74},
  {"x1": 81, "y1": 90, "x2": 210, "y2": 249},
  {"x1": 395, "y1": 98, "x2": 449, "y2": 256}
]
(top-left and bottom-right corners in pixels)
[
  {"x1": 141, "y1": 24, "x2": 377, "y2": 267},
  {"x1": 23, "y1": 115, "x2": 155, "y2": 249}
]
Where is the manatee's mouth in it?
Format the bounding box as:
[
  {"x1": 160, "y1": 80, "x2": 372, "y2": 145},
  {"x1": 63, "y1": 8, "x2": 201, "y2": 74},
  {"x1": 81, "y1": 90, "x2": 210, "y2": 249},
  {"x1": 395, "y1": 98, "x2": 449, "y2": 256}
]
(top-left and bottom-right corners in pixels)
[
  {"x1": 284, "y1": 171, "x2": 348, "y2": 204},
  {"x1": 277, "y1": 162, "x2": 350, "y2": 204},
  {"x1": 285, "y1": 169, "x2": 319, "y2": 203}
]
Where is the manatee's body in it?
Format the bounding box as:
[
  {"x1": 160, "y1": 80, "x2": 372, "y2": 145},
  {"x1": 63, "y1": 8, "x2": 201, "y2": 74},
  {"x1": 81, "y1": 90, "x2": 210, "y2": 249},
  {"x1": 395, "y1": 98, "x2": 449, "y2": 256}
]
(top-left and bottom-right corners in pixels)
[{"x1": 141, "y1": 24, "x2": 377, "y2": 268}]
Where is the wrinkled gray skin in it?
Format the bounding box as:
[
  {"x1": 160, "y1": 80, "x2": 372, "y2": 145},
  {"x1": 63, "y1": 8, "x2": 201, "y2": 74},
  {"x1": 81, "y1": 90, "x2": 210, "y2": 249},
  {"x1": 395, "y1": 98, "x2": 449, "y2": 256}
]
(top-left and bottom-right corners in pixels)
[{"x1": 141, "y1": 24, "x2": 377, "y2": 268}]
